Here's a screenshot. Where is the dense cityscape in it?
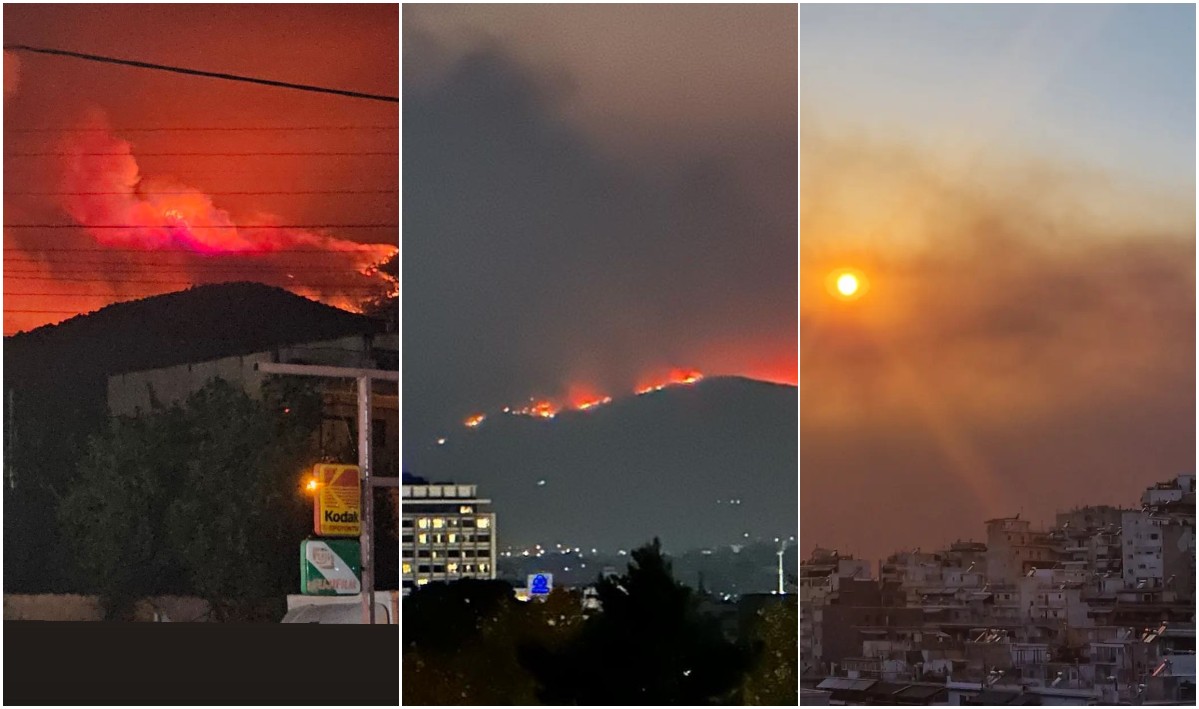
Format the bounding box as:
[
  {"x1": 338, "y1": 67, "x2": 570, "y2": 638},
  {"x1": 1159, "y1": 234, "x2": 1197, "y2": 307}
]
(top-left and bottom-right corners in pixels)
[{"x1": 801, "y1": 474, "x2": 1196, "y2": 705}]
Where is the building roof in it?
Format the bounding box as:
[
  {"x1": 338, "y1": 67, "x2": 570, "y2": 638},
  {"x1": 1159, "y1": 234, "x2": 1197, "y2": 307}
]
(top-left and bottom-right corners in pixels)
[
  {"x1": 6, "y1": 282, "x2": 387, "y2": 421},
  {"x1": 894, "y1": 684, "x2": 948, "y2": 701},
  {"x1": 964, "y1": 689, "x2": 1041, "y2": 705},
  {"x1": 815, "y1": 677, "x2": 875, "y2": 692}
]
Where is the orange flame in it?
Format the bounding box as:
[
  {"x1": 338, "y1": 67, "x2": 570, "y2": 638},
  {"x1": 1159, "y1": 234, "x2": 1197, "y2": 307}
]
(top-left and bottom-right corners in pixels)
[
  {"x1": 464, "y1": 413, "x2": 486, "y2": 428},
  {"x1": 635, "y1": 368, "x2": 704, "y2": 394},
  {"x1": 509, "y1": 400, "x2": 559, "y2": 419},
  {"x1": 576, "y1": 396, "x2": 613, "y2": 411}
]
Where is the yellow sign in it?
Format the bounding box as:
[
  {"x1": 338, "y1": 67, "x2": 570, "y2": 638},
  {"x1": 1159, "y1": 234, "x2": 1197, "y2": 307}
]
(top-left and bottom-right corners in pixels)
[{"x1": 312, "y1": 464, "x2": 361, "y2": 536}]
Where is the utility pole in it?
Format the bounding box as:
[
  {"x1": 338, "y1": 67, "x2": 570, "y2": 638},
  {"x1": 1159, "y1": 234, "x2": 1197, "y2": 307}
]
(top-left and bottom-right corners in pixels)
[{"x1": 256, "y1": 361, "x2": 398, "y2": 624}]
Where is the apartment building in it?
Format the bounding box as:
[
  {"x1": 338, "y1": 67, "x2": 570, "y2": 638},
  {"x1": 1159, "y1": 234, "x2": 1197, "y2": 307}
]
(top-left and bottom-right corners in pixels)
[{"x1": 401, "y1": 475, "x2": 497, "y2": 593}]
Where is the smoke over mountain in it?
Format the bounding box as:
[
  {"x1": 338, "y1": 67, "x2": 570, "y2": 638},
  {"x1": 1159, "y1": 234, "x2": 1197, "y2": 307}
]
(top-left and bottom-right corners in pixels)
[
  {"x1": 40, "y1": 111, "x2": 397, "y2": 310},
  {"x1": 402, "y1": 21, "x2": 796, "y2": 452}
]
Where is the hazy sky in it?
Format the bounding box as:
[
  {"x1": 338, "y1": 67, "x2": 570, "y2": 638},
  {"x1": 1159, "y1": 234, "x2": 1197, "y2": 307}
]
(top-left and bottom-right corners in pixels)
[
  {"x1": 403, "y1": 5, "x2": 797, "y2": 454},
  {"x1": 4, "y1": 4, "x2": 398, "y2": 335},
  {"x1": 801, "y1": 4, "x2": 1195, "y2": 562}
]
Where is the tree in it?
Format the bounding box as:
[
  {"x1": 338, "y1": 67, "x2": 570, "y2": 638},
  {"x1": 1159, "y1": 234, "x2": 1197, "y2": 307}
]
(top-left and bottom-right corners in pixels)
[
  {"x1": 58, "y1": 377, "x2": 324, "y2": 620},
  {"x1": 739, "y1": 597, "x2": 798, "y2": 705},
  {"x1": 403, "y1": 579, "x2": 586, "y2": 705},
  {"x1": 57, "y1": 412, "x2": 188, "y2": 618},
  {"x1": 521, "y1": 538, "x2": 752, "y2": 704}
]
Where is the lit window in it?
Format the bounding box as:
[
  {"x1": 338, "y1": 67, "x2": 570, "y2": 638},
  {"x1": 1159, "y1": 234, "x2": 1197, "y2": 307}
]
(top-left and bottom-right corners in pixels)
[
  {"x1": 459, "y1": 505, "x2": 474, "y2": 514},
  {"x1": 417, "y1": 518, "x2": 429, "y2": 529},
  {"x1": 431, "y1": 551, "x2": 439, "y2": 559},
  {"x1": 480, "y1": 563, "x2": 489, "y2": 573},
  {"x1": 416, "y1": 578, "x2": 429, "y2": 586},
  {"x1": 447, "y1": 562, "x2": 459, "y2": 573},
  {"x1": 402, "y1": 562, "x2": 411, "y2": 574},
  {"x1": 477, "y1": 517, "x2": 491, "y2": 529},
  {"x1": 433, "y1": 518, "x2": 445, "y2": 529},
  {"x1": 418, "y1": 533, "x2": 427, "y2": 544},
  {"x1": 448, "y1": 533, "x2": 457, "y2": 543}
]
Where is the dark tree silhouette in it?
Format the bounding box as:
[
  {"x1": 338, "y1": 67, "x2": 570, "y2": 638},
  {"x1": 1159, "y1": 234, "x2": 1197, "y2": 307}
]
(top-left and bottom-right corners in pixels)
[
  {"x1": 520, "y1": 538, "x2": 752, "y2": 704},
  {"x1": 58, "y1": 377, "x2": 324, "y2": 619}
]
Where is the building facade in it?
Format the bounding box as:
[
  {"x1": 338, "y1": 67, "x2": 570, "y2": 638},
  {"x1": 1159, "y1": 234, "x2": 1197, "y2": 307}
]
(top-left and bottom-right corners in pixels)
[
  {"x1": 401, "y1": 478, "x2": 497, "y2": 593},
  {"x1": 107, "y1": 333, "x2": 400, "y2": 469}
]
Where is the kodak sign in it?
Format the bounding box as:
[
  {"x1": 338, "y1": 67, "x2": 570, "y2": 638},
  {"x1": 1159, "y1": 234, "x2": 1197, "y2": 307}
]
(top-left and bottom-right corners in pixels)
[{"x1": 313, "y1": 464, "x2": 361, "y2": 536}]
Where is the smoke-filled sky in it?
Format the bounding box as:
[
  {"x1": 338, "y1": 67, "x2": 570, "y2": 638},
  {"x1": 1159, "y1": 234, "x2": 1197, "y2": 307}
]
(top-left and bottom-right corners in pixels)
[
  {"x1": 802, "y1": 4, "x2": 1195, "y2": 563},
  {"x1": 3, "y1": 4, "x2": 398, "y2": 336},
  {"x1": 403, "y1": 5, "x2": 797, "y2": 453}
]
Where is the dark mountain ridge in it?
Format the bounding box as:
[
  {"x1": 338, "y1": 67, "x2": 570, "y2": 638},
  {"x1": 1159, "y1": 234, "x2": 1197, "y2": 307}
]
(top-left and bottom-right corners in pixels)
[
  {"x1": 5, "y1": 282, "x2": 384, "y2": 420},
  {"x1": 405, "y1": 376, "x2": 797, "y2": 553}
]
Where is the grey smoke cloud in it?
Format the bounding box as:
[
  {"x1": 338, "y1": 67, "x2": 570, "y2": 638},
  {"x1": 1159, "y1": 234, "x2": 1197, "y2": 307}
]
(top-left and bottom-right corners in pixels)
[{"x1": 402, "y1": 27, "x2": 796, "y2": 456}]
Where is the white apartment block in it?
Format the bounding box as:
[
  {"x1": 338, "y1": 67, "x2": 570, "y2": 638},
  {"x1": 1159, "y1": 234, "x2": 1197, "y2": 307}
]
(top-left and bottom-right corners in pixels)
[{"x1": 401, "y1": 480, "x2": 497, "y2": 594}]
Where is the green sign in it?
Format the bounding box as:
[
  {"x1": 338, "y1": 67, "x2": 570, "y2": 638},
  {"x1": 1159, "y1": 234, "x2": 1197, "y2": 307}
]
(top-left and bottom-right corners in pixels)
[{"x1": 300, "y1": 539, "x2": 361, "y2": 595}]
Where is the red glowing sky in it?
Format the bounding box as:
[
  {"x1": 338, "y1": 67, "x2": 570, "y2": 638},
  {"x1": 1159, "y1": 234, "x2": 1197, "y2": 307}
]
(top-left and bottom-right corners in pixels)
[{"x1": 3, "y1": 5, "x2": 398, "y2": 335}]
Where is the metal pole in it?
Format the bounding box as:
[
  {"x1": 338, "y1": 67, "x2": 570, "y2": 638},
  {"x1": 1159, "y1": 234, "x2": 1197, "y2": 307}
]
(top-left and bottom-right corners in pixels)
[
  {"x1": 777, "y1": 549, "x2": 784, "y2": 595},
  {"x1": 253, "y1": 362, "x2": 395, "y2": 625},
  {"x1": 358, "y1": 375, "x2": 375, "y2": 625}
]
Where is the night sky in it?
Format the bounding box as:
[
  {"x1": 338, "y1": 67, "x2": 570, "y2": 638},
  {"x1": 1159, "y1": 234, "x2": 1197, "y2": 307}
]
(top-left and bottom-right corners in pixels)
[
  {"x1": 3, "y1": 4, "x2": 398, "y2": 335},
  {"x1": 403, "y1": 5, "x2": 797, "y2": 453},
  {"x1": 802, "y1": 5, "x2": 1195, "y2": 562}
]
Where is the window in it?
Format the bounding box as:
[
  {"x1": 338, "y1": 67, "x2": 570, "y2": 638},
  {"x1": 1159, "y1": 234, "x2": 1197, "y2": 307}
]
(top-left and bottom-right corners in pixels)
[
  {"x1": 477, "y1": 517, "x2": 491, "y2": 529},
  {"x1": 402, "y1": 562, "x2": 411, "y2": 574},
  {"x1": 448, "y1": 533, "x2": 457, "y2": 544},
  {"x1": 1150, "y1": 533, "x2": 1159, "y2": 540},
  {"x1": 459, "y1": 505, "x2": 474, "y2": 514},
  {"x1": 417, "y1": 533, "x2": 428, "y2": 544},
  {"x1": 447, "y1": 562, "x2": 459, "y2": 573},
  {"x1": 418, "y1": 518, "x2": 429, "y2": 529},
  {"x1": 480, "y1": 563, "x2": 489, "y2": 573},
  {"x1": 433, "y1": 518, "x2": 445, "y2": 529},
  {"x1": 417, "y1": 578, "x2": 429, "y2": 586}
]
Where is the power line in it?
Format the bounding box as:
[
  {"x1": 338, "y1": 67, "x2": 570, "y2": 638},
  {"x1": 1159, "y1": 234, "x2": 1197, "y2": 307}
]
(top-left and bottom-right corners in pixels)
[
  {"x1": 4, "y1": 247, "x2": 392, "y2": 254},
  {"x1": 6, "y1": 151, "x2": 397, "y2": 157},
  {"x1": 6, "y1": 224, "x2": 396, "y2": 229},
  {"x1": 6, "y1": 190, "x2": 395, "y2": 196},
  {"x1": 5, "y1": 289, "x2": 385, "y2": 296},
  {"x1": 3, "y1": 277, "x2": 388, "y2": 286},
  {"x1": 7, "y1": 125, "x2": 397, "y2": 133},
  {"x1": 5, "y1": 309, "x2": 87, "y2": 314},
  {"x1": 5, "y1": 264, "x2": 388, "y2": 271},
  {"x1": 4, "y1": 44, "x2": 399, "y2": 103}
]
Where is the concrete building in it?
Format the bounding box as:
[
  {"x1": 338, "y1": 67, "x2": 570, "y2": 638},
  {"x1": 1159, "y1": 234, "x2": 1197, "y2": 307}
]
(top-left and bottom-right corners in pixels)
[
  {"x1": 401, "y1": 476, "x2": 497, "y2": 593},
  {"x1": 809, "y1": 474, "x2": 1197, "y2": 704},
  {"x1": 107, "y1": 333, "x2": 399, "y2": 469},
  {"x1": 1123, "y1": 474, "x2": 1196, "y2": 601},
  {"x1": 985, "y1": 516, "x2": 1056, "y2": 586},
  {"x1": 801, "y1": 548, "x2": 873, "y2": 672}
]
